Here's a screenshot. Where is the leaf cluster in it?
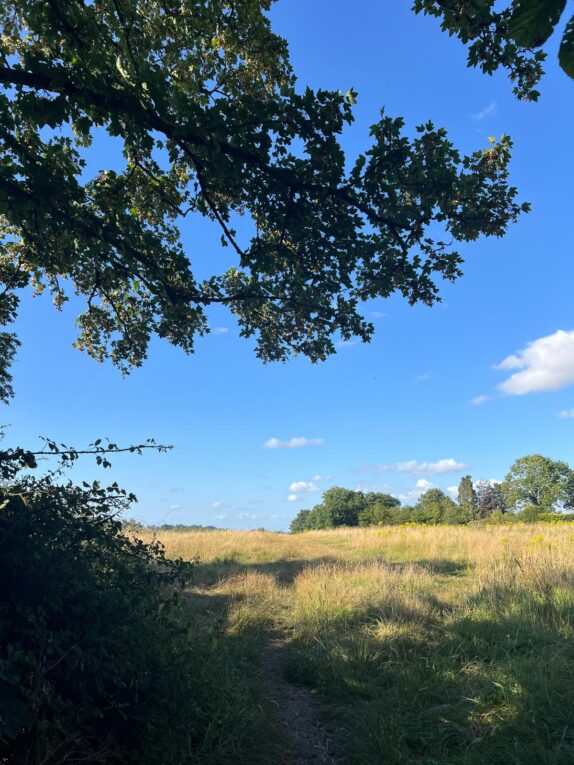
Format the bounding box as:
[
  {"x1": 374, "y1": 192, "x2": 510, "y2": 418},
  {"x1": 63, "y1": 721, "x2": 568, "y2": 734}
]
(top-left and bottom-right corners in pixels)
[
  {"x1": 414, "y1": 0, "x2": 574, "y2": 100},
  {"x1": 0, "y1": 0, "x2": 527, "y2": 401}
]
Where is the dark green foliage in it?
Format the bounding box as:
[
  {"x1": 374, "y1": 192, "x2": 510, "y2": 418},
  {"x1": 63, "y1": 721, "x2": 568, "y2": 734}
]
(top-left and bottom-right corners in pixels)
[
  {"x1": 457, "y1": 474, "x2": 477, "y2": 519},
  {"x1": 0, "y1": 0, "x2": 528, "y2": 403},
  {"x1": 414, "y1": 0, "x2": 574, "y2": 98},
  {"x1": 290, "y1": 487, "x2": 473, "y2": 531},
  {"x1": 508, "y1": 0, "x2": 567, "y2": 48},
  {"x1": 290, "y1": 488, "x2": 403, "y2": 531},
  {"x1": 502, "y1": 454, "x2": 574, "y2": 513},
  {"x1": 289, "y1": 509, "x2": 314, "y2": 533},
  {"x1": 412, "y1": 488, "x2": 469, "y2": 525},
  {"x1": 313, "y1": 488, "x2": 366, "y2": 528},
  {"x1": 0, "y1": 256, "x2": 26, "y2": 403},
  {"x1": 358, "y1": 497, "x2": 403, "y2": 527},
  {"x1": 0, "y1": 453, "x2": 200, "y2": 765}
]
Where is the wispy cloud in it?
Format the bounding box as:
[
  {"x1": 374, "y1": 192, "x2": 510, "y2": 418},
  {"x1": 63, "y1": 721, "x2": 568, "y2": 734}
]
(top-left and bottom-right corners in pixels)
[
  {"x1": 336, "y1": 339, "x2": 358, "y2": 349},
  {"x1": 558, "y1": 408, "x2": 574, "y2": 418},
  {"x1": 287, "y1": 494, "x2": 299, "y2": 502},
  {"x1": 264, "y1": 436, "x2": 325, "y2": 449},
  {"x1": 496, "y1": 330, "x2": 574, "y2": 395},
  {"x1": 239, "y1": 512, "x2": 259, "y2": 520},
  {"x1": 354, "y1": 481, "x2": 398, "y2": 494},
  {"x1": 471, "y1": 394, "x2": 489, "y2": 406},
  {"x1": 414, "y1": 372, "x2": 431, "y2": 384},
  {"x1": 358, "y1": 458, "x2": 468, "y2": 476},
  {"x1": 371, "y1": 311, "x2": 387, "y2": 319},
  {"x1": 211, "y1": 326, "x2": 229, "y2": 335},
  {"x1": 472, "y1": 100, "x2": 497, "y2": 121}
]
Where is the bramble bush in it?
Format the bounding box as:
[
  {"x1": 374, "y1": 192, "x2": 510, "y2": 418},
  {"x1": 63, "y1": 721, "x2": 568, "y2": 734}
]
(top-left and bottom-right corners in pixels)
[{"x1": 0, "y1": 443, "x2": 198, "y2": 765}]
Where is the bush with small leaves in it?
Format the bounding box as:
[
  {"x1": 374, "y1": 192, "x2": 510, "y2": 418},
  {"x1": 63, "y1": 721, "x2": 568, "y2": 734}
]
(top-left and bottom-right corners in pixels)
[{"x1": 0, "y1": 445, "x2": 198, "y2": 765}]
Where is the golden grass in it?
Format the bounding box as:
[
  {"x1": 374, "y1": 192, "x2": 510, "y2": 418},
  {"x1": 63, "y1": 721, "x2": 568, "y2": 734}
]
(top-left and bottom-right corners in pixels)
[
  {"x1": 138, "y1": 523, "x2": 574, "y2": 635},
  {"x1": 135, "y1": 523, "x2": 574, "y2": 763},
  {"x1": 139, "y1": 522, "x2": 574, "y2": 570}
]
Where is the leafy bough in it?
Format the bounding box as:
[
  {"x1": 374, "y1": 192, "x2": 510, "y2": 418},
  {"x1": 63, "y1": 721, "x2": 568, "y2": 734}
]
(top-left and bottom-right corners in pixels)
[{"x1": 0, "y1": 0, "x2": 528, "y2": 401}]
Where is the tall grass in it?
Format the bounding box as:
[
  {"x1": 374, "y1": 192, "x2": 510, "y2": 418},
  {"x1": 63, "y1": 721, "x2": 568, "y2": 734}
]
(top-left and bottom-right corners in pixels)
[{"x1": 138, "y1": 524, "x2": 574, "y2": 764}]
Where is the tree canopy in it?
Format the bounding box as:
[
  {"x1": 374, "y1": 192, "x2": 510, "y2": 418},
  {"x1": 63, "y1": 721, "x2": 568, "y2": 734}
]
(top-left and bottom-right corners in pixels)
[
  {"x1": 457, "y1": 474, "x2": 477, "y2": 519},
  {"x1": 289, "y1": 486, "x2": 474, "y2": 531},
  {"x1": 414, "y1": 0, "x2": 574, "y2": 101},
  {"x1": 502, "y1": 454, "x2": 574, "y2": 512},
  {"x1": 0, "y1": 0, "x2": 528, "y2": 402},
  {"x1": 290, "y1": 488, "x2": 402, "y2": 531},
  {"x1": 412, "y1": 488, "x2": 465, "y2": 524}
]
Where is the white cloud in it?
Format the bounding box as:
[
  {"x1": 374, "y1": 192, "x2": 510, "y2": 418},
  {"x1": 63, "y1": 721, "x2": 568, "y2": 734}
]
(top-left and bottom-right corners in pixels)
[
  {"x1": 264, "y1": 436, "x2": 325, "y2": 449},
  {"x1": 471, "y1": 394, "x2": 489, "y2": 406},
  {"x1": 214, "y1": 513, "x2": 228, "y2": 520},
  {"x1": 212, "y1": 501, "x2": 223, "y2": 508},
  {"x1": 414, "y1": 373, "x2": 431, "y2": 383},
  {"x1": 447, "y1": 485, "x2": 458, "y2": 498},
  {"x1": 472, "y1": 100, "x2": 497, "y2": 121},
  {"x1": 496, "y1": 330, "x2": 574, "y2": 395},
  {"x1": 211, "y1": 326, "x2": 229, "y2": 335},
  {"x1": 168, "y1": 504, "x2": 181, "y2": 511},
  {"x1": 399, "y1": 479, "x2": 435, "y2": 502},
  {"x1": 288, "y1": 474, "x2": 330, "y2": 496},
  {"x1": 558, "y1": 408, "x2": 574, "y2": 418},
  {"x1": 360, "y1": 458, "x2": 468, "y2": 476},
  {"x1": 371, "y1": 311, "x2": 387, "y2": 318},
  {"x1": 289, "y1": 480, "x2": 319, "y2": 493}
]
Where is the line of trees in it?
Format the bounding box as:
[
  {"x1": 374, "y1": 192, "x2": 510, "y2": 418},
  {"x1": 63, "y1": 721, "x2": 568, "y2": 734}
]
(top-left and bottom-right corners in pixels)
[{"x1": 290, "y1": 454, "x2": 574, "y2": 532}]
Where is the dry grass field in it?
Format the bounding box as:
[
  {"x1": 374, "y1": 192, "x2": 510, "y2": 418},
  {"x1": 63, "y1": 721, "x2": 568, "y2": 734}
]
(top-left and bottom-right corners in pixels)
[{"x1": 137, "y1": 524, "x2": 574, "y2": 764}]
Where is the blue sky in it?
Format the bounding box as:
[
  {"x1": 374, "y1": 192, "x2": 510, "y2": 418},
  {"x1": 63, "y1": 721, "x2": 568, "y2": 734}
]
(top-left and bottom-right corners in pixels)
[{"x1": 5, "y1": 1, "x2": 574, "y2": 530}]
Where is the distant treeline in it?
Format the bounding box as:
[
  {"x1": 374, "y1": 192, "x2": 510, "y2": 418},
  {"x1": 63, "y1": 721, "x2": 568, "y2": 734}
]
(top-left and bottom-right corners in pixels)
[
  {"x1": 290, "y1": 454, "x2": 574, "y2": 532},
  {"x1": 123, "y1": 521, "x2": 221, "y2": 532}
]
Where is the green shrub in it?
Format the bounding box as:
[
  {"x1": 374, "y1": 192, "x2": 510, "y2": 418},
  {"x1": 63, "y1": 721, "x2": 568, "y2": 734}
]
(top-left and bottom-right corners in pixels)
[
  {"x1": 482, "y1": 508, "x2": 514, "y2": 525},
  {"x1": 0, "y1": 465, "x2": 196, "y2": 764},
  {"x1": 518, "y1": 506, "x2": 574, "y2": 523}
]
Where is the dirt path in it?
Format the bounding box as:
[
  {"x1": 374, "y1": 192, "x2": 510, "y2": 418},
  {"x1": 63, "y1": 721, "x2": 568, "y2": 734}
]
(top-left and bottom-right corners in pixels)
[{"x1": 264, "y1": 636, "x2": 339, "y2": 765}]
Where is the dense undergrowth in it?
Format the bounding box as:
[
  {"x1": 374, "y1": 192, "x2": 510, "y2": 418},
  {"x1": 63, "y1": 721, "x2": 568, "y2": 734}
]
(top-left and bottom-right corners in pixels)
[{"x1": 0, "y1": 476, "x2": 197, "y2": 764}]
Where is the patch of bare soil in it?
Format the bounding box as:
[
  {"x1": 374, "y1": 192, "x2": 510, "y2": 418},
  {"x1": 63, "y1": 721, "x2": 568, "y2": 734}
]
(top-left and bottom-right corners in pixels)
[{"x1": 264, "y1": 636, "x2": 339, "y2": 765}]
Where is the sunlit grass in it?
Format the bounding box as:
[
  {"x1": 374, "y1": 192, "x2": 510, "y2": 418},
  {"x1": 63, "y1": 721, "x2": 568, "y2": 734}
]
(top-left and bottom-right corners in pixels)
[{"x1": 136, "y1": 524, "x2": 574, "y2": 764}]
